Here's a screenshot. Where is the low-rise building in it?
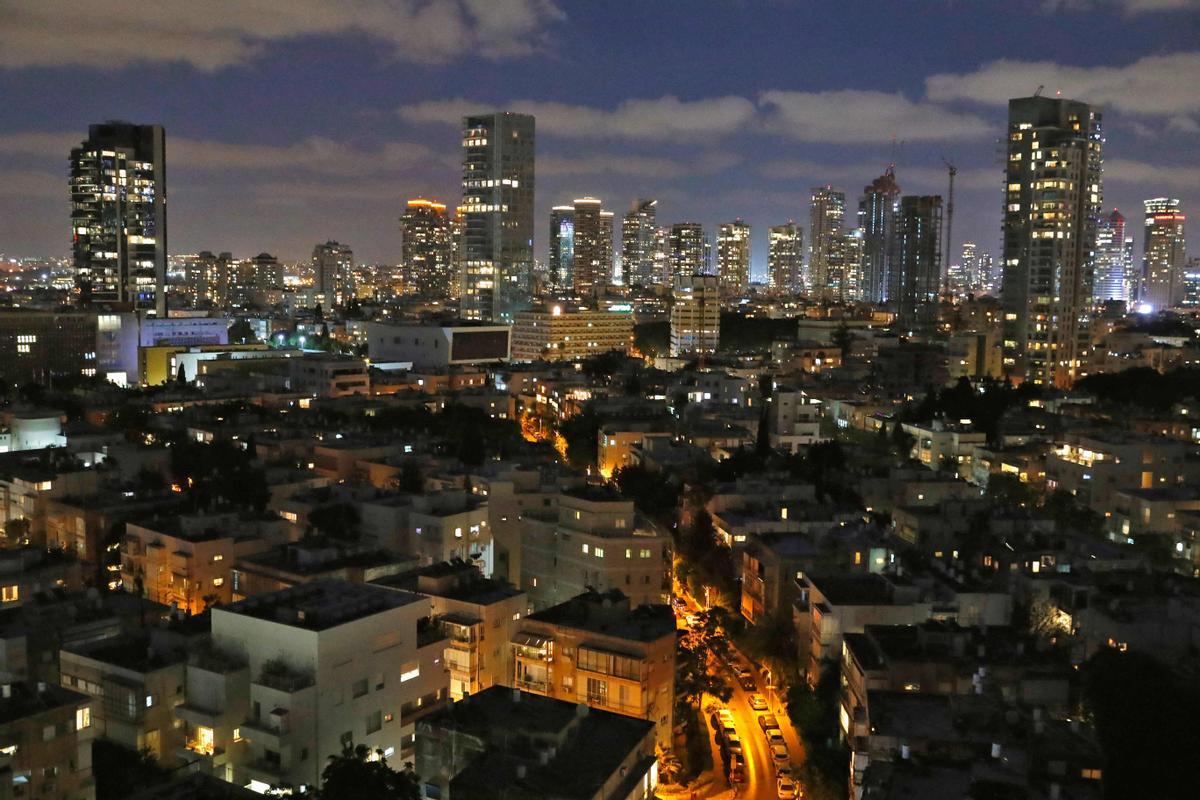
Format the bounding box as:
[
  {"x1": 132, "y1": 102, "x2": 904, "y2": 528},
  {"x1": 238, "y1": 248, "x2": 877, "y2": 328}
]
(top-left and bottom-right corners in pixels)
[
  {"x1": 509, "y1": 589, "x2": 675, "y2": 748},
  {"x1": 0, "y1": 680, "x2": 95, "y2": 800},
  {"x1": 511, "y1": 305, "x2": 633, "y2": 361},
  {"x1": 415, "y1": 686, "x2": 658, "y2": 800}
]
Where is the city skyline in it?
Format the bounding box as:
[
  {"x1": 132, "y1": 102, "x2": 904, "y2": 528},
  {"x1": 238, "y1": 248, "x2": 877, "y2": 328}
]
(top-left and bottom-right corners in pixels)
[{"x1": 0, "y1": 1, "x2": 1198, "y2": 279}]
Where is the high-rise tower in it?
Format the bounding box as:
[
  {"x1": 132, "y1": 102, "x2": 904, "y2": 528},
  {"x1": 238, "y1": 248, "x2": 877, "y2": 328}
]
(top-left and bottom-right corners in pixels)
[
  {"x1": 622, "y1": 199, "x2": 658, "y2": 287},
  {"x1": 460, "y1": 112, "x2": 535, "y2": 321},
  {"x1": 669, "y1": 223, "x2": 709, "y2": 280},
  {"x1": 1000, "y1": 96, "x2": 1103, "y2": 387},
  {"x1": 399, "y1": 198, "x2": 454, "y2": 298},
  {"x1": 570, "y1": 197, "x2": 604, "y2": 296},
  {"x1": 70, "y1": 121, "x2": 167, "y2": 314},
  {"x1": 891, "y1": 196, "x2": 943, "y2": 330},
  {"x1": 768, "y1": 223, "x2": 803, "y2": 295},
  {"x1": 809, "y1": 187, "x2": 846, "y2": 300},
  {"x1": 549, "y1": 205, "x2": 575, "y2": 290},
  {"x1": 716, "y1": 219, "x2": 751, "y2": 298},
  {"x1": 1094, "y1": 209, "x2": 1133, "y2": 303},
  {"x1": 1142, "y1": 198, "x2": 1187, "y2": 310},
  {"x1": 857, "y1": 168, "x2": 900, "y2": 304},
  {"x1": 312, "y1": 241, "x2": 354, "y2": 306}
]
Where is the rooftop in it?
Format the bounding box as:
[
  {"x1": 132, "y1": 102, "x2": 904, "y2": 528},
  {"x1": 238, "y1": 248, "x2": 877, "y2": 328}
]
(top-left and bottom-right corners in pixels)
[
  {"x1": 0, "y1": 681, "x2": 88, "y2": 726},
  {"x1": 220, "y1": 580, "x2": 425, "y2": 631},
  {"x1": 526, "y1": 590, "x2": 675, "y2": 642}
]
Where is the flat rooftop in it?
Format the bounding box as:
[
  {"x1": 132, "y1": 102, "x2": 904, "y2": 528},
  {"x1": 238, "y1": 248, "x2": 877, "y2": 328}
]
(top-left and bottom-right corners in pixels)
[
  {"x1": 526, "y1": 590, "x2": 675, "y2": 642},
  {"x1": 220, "y1": 580, "x2": 425, "y2": 631}
]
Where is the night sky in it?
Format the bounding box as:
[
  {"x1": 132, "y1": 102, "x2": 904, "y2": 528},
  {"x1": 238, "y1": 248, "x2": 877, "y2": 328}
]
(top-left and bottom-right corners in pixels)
[{"x1": 1, "y1": 0, "x2": 1197, "y2": 280}]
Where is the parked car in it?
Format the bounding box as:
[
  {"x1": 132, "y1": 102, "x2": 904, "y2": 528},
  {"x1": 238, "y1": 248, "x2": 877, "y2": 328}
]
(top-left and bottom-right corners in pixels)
[
  {"x1": 758, "y1": 714, "x2": 779, "y2": 732},
  {"x1": 770, "y1": 742, "x2": 790, "y2": 773},
  {"x1": 766, "y1": 728, "x2": 786, "y2": 747},
  {"x1": 748, "y1": 693, "x2": 768, "y2": 711},
  {"x1": 777, "y1": 773, "x2": 799, "y2": 799},
  {"x1": 730, "y1": 753, "x2": 746, "y2": 783},
  {"x1": 726, "y1": 732, "x2": 743, "y2": 755}
]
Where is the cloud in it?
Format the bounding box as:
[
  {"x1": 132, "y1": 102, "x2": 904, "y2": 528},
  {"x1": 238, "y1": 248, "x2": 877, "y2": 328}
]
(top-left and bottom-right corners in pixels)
[
  {"x1": 758, "y1": 90, "x2": 992, "y2": 142},
  {"x1": 400, "y1": 95, "x2": 758, "y2": 141},
  {"x1": 540, "y1": 151, "x2": 740, "y2": 179},
  {"x1": 925, "y1": 52, "x2": 1200, "y2": 116},
  {"x1": 1105, "y1": 158, "x2": 1200, "y2": 191},
  {"x1": 0, "y1": 0, "x2": 563, "y2": 71},
  {"x1": 0, "y1": 131, "x2": 452, "y2": 177},
  {"x1": 0, "y1": 169, "x2": 63, "y2": 199},
  {"x1": 1043, "y1": 0, "x2": 1200, "y2": 13},
  {"x1": 401, "y1": 91, "x2": 989, "y2": 143}
]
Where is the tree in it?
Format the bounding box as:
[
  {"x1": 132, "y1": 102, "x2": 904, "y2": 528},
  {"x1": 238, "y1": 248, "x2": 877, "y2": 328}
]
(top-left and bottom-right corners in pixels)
[
  {"x1": 832, "y1": 323, "x2": 852, "y2": 356},
  {"x1": 228, "y1": 318, "x2": 255, "y2": 344},
  {"x1": 3, "y1": 518, "x2": 30, "y2": 545},
  {"x1": 890, "y1": 422, "x2": 915, "y2": 461},
  {"x1": 397, "y1": 459, "x2": 424, "y2": 493},
  {"x1": 319, "y1": 742, "x2": 420, "y2": 800},
  {"x1": 176, "y1": 363, "x2": 187, "y2": 385}
]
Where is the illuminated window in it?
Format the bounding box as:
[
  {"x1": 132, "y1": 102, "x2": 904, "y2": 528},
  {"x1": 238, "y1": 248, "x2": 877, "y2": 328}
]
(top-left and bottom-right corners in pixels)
[
  {"x1": 212, "y1": 578, "x2": 224, "y2": 587},
  {"x1": 0, "y1": 586, "x2": 17, "y2": 603},
  {"x1": 75, "y1": 707, "x2": 91, "y2": 730},
  {"x1": 594, "y1": 547, "x2": 605, "y2": 558},
  {"x1": 582, "y1": 543, "x2": 589, "y2": 554}
]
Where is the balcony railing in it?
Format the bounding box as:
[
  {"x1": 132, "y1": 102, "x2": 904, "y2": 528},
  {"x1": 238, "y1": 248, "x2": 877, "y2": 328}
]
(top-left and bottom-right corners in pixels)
[{"x1": 516, "y1": 677, "x2": 547, "y2": 693}]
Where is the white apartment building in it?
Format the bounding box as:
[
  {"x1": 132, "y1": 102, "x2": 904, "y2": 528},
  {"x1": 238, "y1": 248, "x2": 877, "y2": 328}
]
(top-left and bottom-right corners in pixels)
[
  {"x1": 670, "y1": 274, "x2": 720, "y2": 357},
  {"x1": 510, "y1": 305, "x2": 633, "y2": 362}
]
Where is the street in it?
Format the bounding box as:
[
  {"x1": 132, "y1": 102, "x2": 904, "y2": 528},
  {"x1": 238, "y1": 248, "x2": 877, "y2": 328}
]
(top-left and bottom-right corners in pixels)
[{"x1": 677, "y1": 592, "x2": 807, "y2": 799}]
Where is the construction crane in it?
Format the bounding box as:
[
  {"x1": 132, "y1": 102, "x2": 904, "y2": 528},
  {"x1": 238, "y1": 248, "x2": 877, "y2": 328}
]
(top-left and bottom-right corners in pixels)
[{"x1": 942, "y1": 158, "x2": 957, "y2": 294}]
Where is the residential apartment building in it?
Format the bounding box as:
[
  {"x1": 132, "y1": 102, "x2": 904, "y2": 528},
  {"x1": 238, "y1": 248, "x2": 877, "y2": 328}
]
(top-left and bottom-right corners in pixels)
[
  {"x1": 1045, "y1": 431, "x2": 1198, "y2": 512},
  {"x1": 510, "y1": 305, "x2": 633, "y2": 362},
  {"x1": 416, "y1": 686, "x2": 658, "y2": 800},
  {"x1": 0, "y1": 681, "x2": 94, "y2": 800},
  {"x1": 670, "y1": 274, "x2": 720, "y2": 357},
  {"x1": 204, "y1": 581, "x2": 448, "y2": 791},
  {"x1": 716, "y1": 219, "x2": 751, "y2": 298},
  {"x1": 521, "y1": 488, "x2": 668, "y2": 610},
  {"x1": 510, "y1": 590, "x2": 675, "y2": 747}
]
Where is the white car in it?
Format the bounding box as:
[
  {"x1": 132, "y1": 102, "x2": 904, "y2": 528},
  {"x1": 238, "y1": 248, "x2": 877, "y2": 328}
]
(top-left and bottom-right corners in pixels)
[
  {"x1": 748, "y1": 693, "x2": 768, "y2": 711},
  {"x1": 777, "y1": 774, "x2": 799, "y2": 799},
  {"x1": 770, "y1": 742, "x2": 790, "y2": 772}
]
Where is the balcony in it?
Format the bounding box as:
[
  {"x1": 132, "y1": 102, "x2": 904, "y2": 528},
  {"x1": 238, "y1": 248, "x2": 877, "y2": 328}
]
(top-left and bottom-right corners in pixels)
[
  {"x1": 515, "y1": 677, "x2": 548, "y2": 694},
  {"x1": 255, "y1": 659, "x2": 314, "y2": 694}
]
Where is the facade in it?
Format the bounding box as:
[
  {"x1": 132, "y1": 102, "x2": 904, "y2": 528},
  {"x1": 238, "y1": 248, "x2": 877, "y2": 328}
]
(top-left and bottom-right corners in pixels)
[
  {"x1": 70, "y1": 121, "x2": 166, "y2": 314},
  {"x1": 669, "y1": 222, "x2": 709, "y2": 280},
  {"x1": 670, "y1": 274, "x2": 720, "y2": 357},
  {"x1": 1001, "y1": 96, "x2": 1103, "y2": 387},
  {"x1": 599, "y1": 210, "x2": 615, "y2": 286},
  {"x1": 1141, "y1": 197, "x2": 1187, "y2": 310},
  {"x1": 1184, "y1": 257, "x2": 1200, "y2": 306},
  {"x1": 510, "y1": 305, "x2": 633, "y2": 361},
  {"x1": 549, "y1": 205, "x2": 574, "y2": 289},
  {"x1": 121, "y1": 516, "x2": 270, "y2": 615},
  {"x1": 1094, "y1": 209, "x2": 1135, "y2": 303},
  {"x1": 0, "y1": 682, "x2": 94, "y2": 800},
  {"x1": 365, "y1": 322, "x2": 511, "y2": 368},
  {"x1": 890, "y1": 195, "x2": 944, "y2": 330},
  {"x1": 622, "y1": 199, "x2": 658, "y2": 287},
  {"x1": 311, "y1": 241, "x2": 354, "y2": 308},
  {"x1": 460, "y1": 112, "x2": 535, "y2": 322},
  {"x1": 810, "y1": 186, "x2": 846, "y2": 300},
  {"x1": 858, "y1": 167, "x2": 901, "y2": 304},
  {"x1": 569, "y1": 198, "x2": 605, "y2": 296},
  {"x1": 0, "y1": 310, "x2": 98, "y2": 384},
  {"x1": 716, "y1": 219, "x2": 751, "y2": 298},
  {"x1": 206, "y1": 581, "x2": 448, "y2": 790},
  {"x1": 288, "y1": 354, "x2": 369, "y2": 398},
  {"x1": 768, "y1": 222, "x2": 803, "y2": 295},
  {"x1": 522, "y1": 490, "x2": 668, "y2": 610},
  {"x1": 399, "y1": 199, "x2": 454, "y2": 298},
  {"x1": 510, "y1": 590, "x2": 675, "y2": 748},
  {"x1": 186, "y1": 251, "x2": 233, "y2": 308},
  {"x1": 375, "y1": 561, "x2": 527, "y2": 701}
]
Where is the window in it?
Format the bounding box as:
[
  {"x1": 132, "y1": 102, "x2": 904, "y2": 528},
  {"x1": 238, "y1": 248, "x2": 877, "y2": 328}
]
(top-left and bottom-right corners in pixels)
[
  {"x1": 75, "y1": 707, "x2": 91, "y2": 730},
  {"x1": 233, "y1": 727, "x2": 242, "y2": 742},
  {"x1": 375, "y1": 674, "x2": 385, "y2": 691},
  {"x1": 625, "y1": 548, "x2": 632, "y2": 559},
  {"x1": 43, "y1": 724, "x2": 55, "y2": 742},
  {"x1": 581, "y1": 543, "x2": 589, "y2": 555},
  {"x1": 594, "y1": 547, "x2": 605, "y2": 558},
  {"x1": 352, "y1": 679, "x2": 368, "y2": 698},
  {"x1": 1, "y1": 586, "x2": 18, "y2": 603},
  {"x1": 400, "y1": 666, "x2": 420, "y2": 683},
  {"x1": 639, "y1": 549, "x2": 651, "y2": 559},
  {"x1": 366, "y1": 711, "x2": 382, "y2": 734},
  {"x1": 384, "y1": 713, "x2": 394, "y2": 723},
  {"x1": 212, "y1": 554, "x2": 223, "y2": 562},
  {"x1": 212, "y1": 578, "x2": 225, "y2": 587},
  {"x1": 145, "y1": 694, "x2": 155, "y2": 708},
  {"x1": 1081, "y1": 769, "x2": 1102, "y2": 780}
]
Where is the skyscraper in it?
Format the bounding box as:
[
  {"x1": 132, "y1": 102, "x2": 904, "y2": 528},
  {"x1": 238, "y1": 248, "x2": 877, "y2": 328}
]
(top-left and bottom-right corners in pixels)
[
  {"x1": 622, "y1": 199, "x2": 658, "y2": 287},
  {"x1": 977, "y1": 250, "x2": 999, "y2": 296},
  {"x1": 460, "y1": 112, "x2": 535, "y2": 322},
  {"x1": 549, "y1": 205, "x2": 575, "y2": 289},
  {"x1": 768, "y1": 222, "x2": 803, "y2": 295},
  {"x1": 716, "y1": 219, "x2": 751, "y2": 298},
  {"x1": 1142, "y1": 197, "x2": 1187, "y2": 310},
  {"x1": 399, "y1": 198, "x2": 454, "y2": 298},
  {"x1": 1001, "y1": 96, "x2": 1103, "y2": 387},
  {"x1": 1183, "y1": 258, "x2": 1200, "y2": 307},
  {"x1": 891, "y1": 196, "x2": 943, "y2": 330},
  {"x1": 569, "y1": 198, "x2": 604, "y2": 296},
  {"x1": 670, "y1": 223, "x2": 709, "y2": 280},
  {"x1": 70, "y1": 121, "x2": 167, "y2": 314},
  {"x1": 312, "y1": 241, "x2": 354, "y2": 307},
  {"x1": 599, "y1": 210, "x2": 615, "y2": 287},
  {"x1": 810, "y1": 187, "x2": 846, "y2": 300},
  {"x1": 652, "y1": 227, "x2": 671, "y2": 286},
  {"x1": 958, "y1": 241, "x2": 978, "y2": 297},
  {"x1": 857, "y1": 167, "x2": 900, "y2": 304},
  {"x1": 839, "y1": 229, "x2": 866, "y2": 302},
  {"x1": 1093, "y1": 209, "x2": 1134, "y2": 303}
]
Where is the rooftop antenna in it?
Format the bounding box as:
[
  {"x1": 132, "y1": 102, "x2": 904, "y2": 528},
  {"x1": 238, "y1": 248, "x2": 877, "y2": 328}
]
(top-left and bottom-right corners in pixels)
[
  {"x1": 1034, "y1": 84, "x2": 1045, "y2": 97},
  {"x1": 942, "y1": 158, "x2": 957, "y2": 295}
]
